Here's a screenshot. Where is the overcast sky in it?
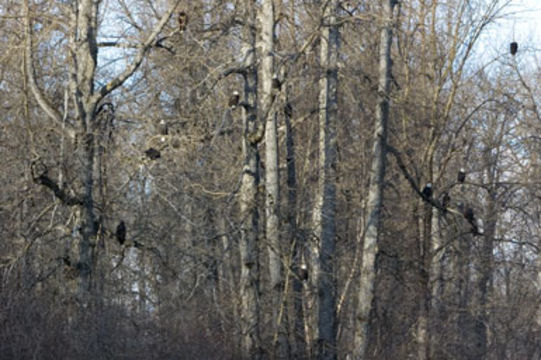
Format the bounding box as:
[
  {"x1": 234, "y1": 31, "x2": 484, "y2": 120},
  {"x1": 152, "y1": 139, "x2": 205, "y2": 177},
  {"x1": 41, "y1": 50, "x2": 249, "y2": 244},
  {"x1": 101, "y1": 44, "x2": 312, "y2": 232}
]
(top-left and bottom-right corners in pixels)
[
  {"x1": 493, "y1": 0, "x2": 541, "y2": 50},
  {"x1": 471, "y1": 0, "x2": 541, "y2": 68}
]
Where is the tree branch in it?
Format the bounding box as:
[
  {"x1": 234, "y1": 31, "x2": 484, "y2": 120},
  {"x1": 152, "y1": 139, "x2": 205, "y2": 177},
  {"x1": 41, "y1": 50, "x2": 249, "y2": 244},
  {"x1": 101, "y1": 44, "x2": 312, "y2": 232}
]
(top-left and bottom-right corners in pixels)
[
  {"x1": 23, "y1": 0, "x2": 75, "y2": 139},
  {"x1": 35, "y1": 174, "x2": 82, "y2": 206},
  {"x1": 387, "y1": 145, "x2": 450, "y2": 213},
  {"x1": 93, "y1": 0, "x2": 183, "y2": 103}
]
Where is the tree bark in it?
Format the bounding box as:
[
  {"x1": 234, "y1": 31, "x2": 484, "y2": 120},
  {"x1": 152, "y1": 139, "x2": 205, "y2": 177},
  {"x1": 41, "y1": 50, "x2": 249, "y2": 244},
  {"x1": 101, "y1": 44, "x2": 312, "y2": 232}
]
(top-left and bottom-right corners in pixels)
[
  {"x1": 255, "y1": 0, "x2": 289, "y2": 357},
  {"x1": 417, "y1": 199, "x2": 432, "y2": 360},
  {"x1": 310, "y1": 1, "x2": 340, "y2": 359},
  {"x1": 238, "y1": 3, "x2": 262, "y2": 358},
  {"x1": 284, "y1": 91, "x2": 307, "y2": 359},
  {"x1": 353, "y1": 0, "x2": 396, "y2": 358}
]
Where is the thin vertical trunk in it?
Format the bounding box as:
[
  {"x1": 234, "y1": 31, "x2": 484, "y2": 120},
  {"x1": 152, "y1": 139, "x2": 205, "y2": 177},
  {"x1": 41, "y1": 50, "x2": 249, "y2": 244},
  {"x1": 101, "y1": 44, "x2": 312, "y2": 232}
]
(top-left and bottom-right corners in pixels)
[
  {"x1": 473, "y1": 194, "x2": 494, "y2": 359},
  {"x1": 239, "y1": 94, "x2": 262, "y2": 360},
  {"x1": 353, "y1": 1, "x2": 396, "y2": 358},
  {"x1": 74, "y1": 0, "x2": 99, "y2": 299},
  {"x1": 311, "y1": 1, "x2": 340, "y2": 359},
  {"x1": 256, "y1": 0, "x2": 288, "y2": 357},
  {"x1": 417, "y1": 200, "x2": 432, "y2": 360},
  {"x1": 474, "y1": 160, "x2": 497, "y2": 359},
  {"x1": 429, "y1": 208, "x2": 446, "y2": 358},
  {"x1": 456, "y1": 231, "x2": 474, "y2": 360},
  {"x1": 285, "y1": 93, "x2": 306, "y2": 359},
  {"x1": 238, "y1": 3, "x2": 261, "y2": 357}
]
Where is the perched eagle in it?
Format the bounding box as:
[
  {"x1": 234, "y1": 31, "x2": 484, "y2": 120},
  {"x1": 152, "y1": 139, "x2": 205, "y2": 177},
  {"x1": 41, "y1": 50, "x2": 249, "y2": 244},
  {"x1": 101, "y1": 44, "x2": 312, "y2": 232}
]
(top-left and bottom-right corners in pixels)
[
  {"x1": 457, "y1": 168, "x2": 466, "y2": 183},
  {"x1": 422, "y1": 183, "x2": 433, "y2": 199},
  {"x1": 229, "y1": 91, "x2": 240, "y2": 109},
  {"x1": 116, "y1": 221, "x2": 126, "y2": 245},
  {"x1": 441, "y1": 192, "x2": 451, "y2": 209},
  {"x1": 178, "y1": 11, "x2": 188, "y2": 32},
  {"x1": 299, "y1": 263, "x2": 308, "y2": 281},
  {"x1": 145, "y1": 148, "x2": 161, "y2": 160},
  {"x1": 284, "y1": 102, "x2": 293, "y2": 118},
  {"x1": 158, "y1": 119, "x2": 168, "y2": 136},
  {"x1": 464, "y1": 206, "x2": 474, "y2": 222},
  {"x1": 510, "y1": 42, "x2": 518, "y2": 56},
  {"x1": 464, "y1": 206, "x2": 479, "y2": 235},
  {"x1": 272, "y1": 76, "x2": 282, "y2": 90}
]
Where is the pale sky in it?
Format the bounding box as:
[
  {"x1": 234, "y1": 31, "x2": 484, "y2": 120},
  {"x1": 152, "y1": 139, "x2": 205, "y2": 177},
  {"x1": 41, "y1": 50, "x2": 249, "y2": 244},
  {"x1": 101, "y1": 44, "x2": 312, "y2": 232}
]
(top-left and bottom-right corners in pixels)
[{"x1": 491, "y1": 0, "x2": 541, "y2": 52}]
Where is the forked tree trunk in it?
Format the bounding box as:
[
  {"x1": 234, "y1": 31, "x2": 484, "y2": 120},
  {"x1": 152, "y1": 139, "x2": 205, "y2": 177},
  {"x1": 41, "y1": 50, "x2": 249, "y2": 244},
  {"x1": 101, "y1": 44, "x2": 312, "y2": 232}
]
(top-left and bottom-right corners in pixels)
[{"x1": 353, "y1": 0, "x2": 396, "y2": 358}]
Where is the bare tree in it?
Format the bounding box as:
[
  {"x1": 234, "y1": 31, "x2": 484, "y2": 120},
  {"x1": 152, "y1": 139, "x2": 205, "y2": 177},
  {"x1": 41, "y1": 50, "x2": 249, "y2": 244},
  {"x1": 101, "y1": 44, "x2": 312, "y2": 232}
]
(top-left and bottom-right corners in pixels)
[
  {"x1": 353, "y1": 0, "x2": 396, "y2": 357},
  {"x1": 23, "y1": 0, "x2": 181, "y2": 301},
  {"x1": 309, "y1": 1, "x2": 340, "y2": 359}
]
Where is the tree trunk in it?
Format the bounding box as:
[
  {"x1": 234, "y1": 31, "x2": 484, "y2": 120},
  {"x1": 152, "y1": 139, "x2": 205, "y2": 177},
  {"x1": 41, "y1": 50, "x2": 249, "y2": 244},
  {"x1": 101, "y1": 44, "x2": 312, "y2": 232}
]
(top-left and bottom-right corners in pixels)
[
  {"x1": 417, "y1": 199, "x2": 432, "y2": 360},
  {"x1": 239, "y1": 92, "x2": 262, "y2": 360},
  {"x1": 285, "y1": 95, "x2": 307, "y2": 359},
  {"x1": 353, "y1": 0, "x2": 396, "y2": 358},
  {"x1": 73, "y1": 0, "x2": 99, "y2": 299},
  {"x1": 311, "y1": 1, "x2": 340, "y2": 359},
  {"x1": 255, "y1": 0, "x2": 289, "y2": 357},
  {"x1": 429, "y1": 207, "x2": 446, "y2": 358},
  {"x1": 238, "y1": 3, "x2": 262, "y2": 357},
  {"x1": 473, "y1": 154, "x2": 497, "y2": 359}
]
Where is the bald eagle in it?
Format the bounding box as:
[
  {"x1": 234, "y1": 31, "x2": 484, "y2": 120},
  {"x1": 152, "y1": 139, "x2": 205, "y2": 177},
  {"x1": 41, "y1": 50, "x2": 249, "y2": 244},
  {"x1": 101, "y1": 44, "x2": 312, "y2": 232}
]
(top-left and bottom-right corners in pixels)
[
  {"x1": 441, "y1": 192, "x2": 450, "y2": 209},
  {"x1": 158, "y1": 119, "x2": 168, "y2": 136},
  {"x1": 458, "y1": 168, "x2": 466, "y2": 183},
  {"x1": 178, "y1": 11, "x2": 188, "y2": 32},
  {"x1": 299, "y1": 263, "x2": 308, "y2": 281},
  {"x1": 229, "y1": 91, "x2": 240, "y2": 109},
  {"x1": 510, "y1": 42, "x2": 518, "y2": 56},
  {"x1": 272, "y1": 76, "x2": 282, "y2": 90},
  {"x1": 145, "y1": 148, "x2": 161, "y2": 160},
  {"x1": 284, "y1": 102, "x2": 293, "y2": 118},
  {"x1": 464, "y1": 206, "x2": 479, "y2": 235},
  {"x1": 116, "y1": 221, "x2": 126, "y2": 245},
  {"x1": 422, "y1": 183, "x2": 433, "y2": 199}
]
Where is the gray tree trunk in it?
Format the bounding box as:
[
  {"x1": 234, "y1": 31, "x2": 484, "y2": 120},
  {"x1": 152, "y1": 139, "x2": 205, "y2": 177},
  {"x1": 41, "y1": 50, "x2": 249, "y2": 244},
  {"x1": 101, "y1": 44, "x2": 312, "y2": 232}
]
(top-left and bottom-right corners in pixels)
[
  {"x1": 353, "y1": 0, "x2": 396, "y2": 358},
  {"x1": 238, "y1": 3, "x2": 262, "y2": 358},
  {"x1": 417, "y1": 199, "x2": 432, "y2": 360},
  {"x1": 429, "y1": 207, "x2": 446, "y2": 358},
  {"x1": 310, "y1": 1, "x2": 340, "y2": 359},
  {"x1": 473, "y1": 151, "x2": 498, "y2": 359},
  {"x1": 284, "y1": 91, "x2": 307, "y2": 359},
  {"x1": 255, "y1": 1, "x2": 289, "y2": 358}
]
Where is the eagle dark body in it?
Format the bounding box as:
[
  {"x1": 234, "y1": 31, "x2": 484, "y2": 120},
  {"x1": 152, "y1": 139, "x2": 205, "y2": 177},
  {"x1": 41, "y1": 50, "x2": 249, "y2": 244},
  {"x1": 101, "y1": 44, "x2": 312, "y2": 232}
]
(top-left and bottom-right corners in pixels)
[
  {"x1": 284, "y1": 103, "x2": 293, "y2": 118},
  {"x1": 463, "y1": 206, "x2": 479, "y2": 235},
  {"x1": 228, "y1": 91, "x2": 240, "y2": 109},
  {"x1": 422, "y1": 183, "x2": 433, "y2": 199},
  {"x1": 158, "y1": 119, "x2": 168, "y2": 135},
  {"x1": 510, "y1": 42, "x2": 518, "y2": 55},
  {"x1": 464, "y1": 206, "x2": 475, "y2": 222},
  {"x1": 441, "y1": 192, "x2": 451, "y2": 209},
  {"x1": 458, "y1": 168, "x2": 466, "y2": 183},
  {"x1": 116, "y1": 221, "x2": 126, "y2": 245},
  {"x1": 299, "y1": 264, "x2": 308, "y2": 281},
  {"x1": 178, "y1": 11, "x2": 188, "y2": 31},
  {"x1": 145, "y1": 148, "x2": 161, "y2": 160},
  {"x1": 272, "y1": 76, "x2": 282, "y2": 90}
]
